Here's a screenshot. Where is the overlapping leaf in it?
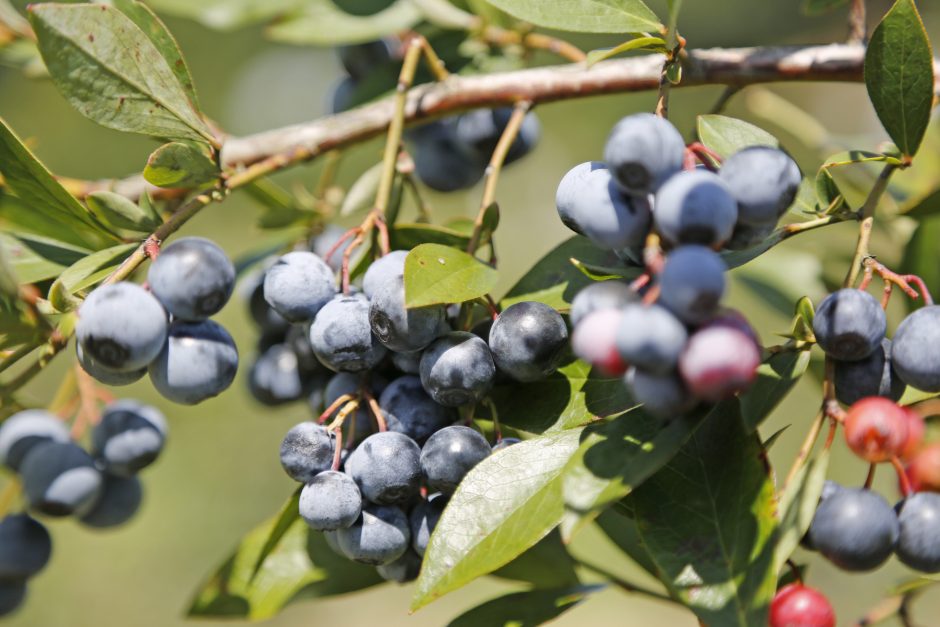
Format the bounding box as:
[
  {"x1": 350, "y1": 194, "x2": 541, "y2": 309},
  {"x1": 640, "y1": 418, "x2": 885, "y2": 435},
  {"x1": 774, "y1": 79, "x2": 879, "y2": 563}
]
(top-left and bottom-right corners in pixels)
[
  {"x1": 404, "y1": 243, "x2": 498, "y2": 308},
  {"x1": 484, "y1": 0, "x2": 662, "y2": 34}
]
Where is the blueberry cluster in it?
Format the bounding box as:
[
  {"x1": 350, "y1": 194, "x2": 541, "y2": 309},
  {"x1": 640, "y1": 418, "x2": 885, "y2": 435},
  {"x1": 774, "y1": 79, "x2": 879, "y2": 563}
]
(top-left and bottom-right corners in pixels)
[
  {"x1": 75, "y1": 237, "x2": 239, "y2": 405},
  {"x1": 0, "y1": 401, "x2": 165, "y2": 615},
  {"x1": 558, "y1": 113, "x2": 797, "y2": 417}
]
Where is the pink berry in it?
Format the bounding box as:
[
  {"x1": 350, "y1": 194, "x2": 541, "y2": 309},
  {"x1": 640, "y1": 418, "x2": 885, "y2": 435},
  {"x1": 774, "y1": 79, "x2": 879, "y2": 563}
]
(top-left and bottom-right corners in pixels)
[
  {"x1": 908, "y1": 443, "x2": 940, "y2": 493},
  {"x1": 572, "y1": 309, "x2": 628, "y2": 376},
  {"x1": 769, "y1": 584, "x2": 835, "y2": 627},
  {"x1": 899, "y1": 406, "x2": 925, "y2": 461},
  {"x1": 678, "y1": 326, "x2": 760, "y2": 402},
  {"x1": 843, "y1": 397, "x2": 908, "y2": 463}
]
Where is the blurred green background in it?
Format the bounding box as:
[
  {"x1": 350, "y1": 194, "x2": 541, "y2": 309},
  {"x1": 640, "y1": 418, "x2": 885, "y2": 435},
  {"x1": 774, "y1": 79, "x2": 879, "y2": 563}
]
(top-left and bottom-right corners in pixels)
[{"x1": 2, "y1": 0, "x2": 940, "y2": 625}]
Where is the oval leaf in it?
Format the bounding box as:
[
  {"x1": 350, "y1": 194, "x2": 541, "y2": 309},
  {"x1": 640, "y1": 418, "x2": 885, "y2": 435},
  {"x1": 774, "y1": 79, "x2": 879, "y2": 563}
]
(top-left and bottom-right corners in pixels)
[
  {"x1": 447, "y1": 585, "x2": 603, "y2": 627},
  {"x1": 48, "y1": 242, "x2": 137, "y2": 311},
  {"x1": 586, "y1": 36, "x2": 668, "y2": 66},
  {"x1": 697, "y1": 115, "x2": 779, "y2": 159},
  {"x1": 144, "y1": 141, "x2": 220, "y2": 188},
  {"x1": 773, "y1": 448, "x2": 830, "y2": 572},
  {"x1": 739, "y1": 350, "x2": 812, "y2": 432},
  {"x1": 412, "y1": 428, "x2": 584, "y2": 611},
  {"x1": 484, "y1": 0, "x2": 662, "y2": 34},
  {"x1": 404, "y1": 243, "x2": 498, "y2": 308},
  {"x1": 29, "y1": 3, "x2": 215, "y2": 144},
  {"x1": 391, "y1": 223, "x2": 472, "y2": 250},
  {"x1": 86, "y1": 191, "x2": 162, "y2": 232},
  {"x1": 864, "y1": 0, "x2": 934, "y2": 158},
  {"x1": 340, "y1": 162, "x2": 383, "y2": 217},
  {"x1": 266, "y1": 0, "x2": 421, "y2": 46}
]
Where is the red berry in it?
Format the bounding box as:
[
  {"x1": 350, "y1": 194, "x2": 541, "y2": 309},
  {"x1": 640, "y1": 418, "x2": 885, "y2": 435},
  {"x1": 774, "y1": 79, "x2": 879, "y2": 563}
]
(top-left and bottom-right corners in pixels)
[
  {"x1": 908, "y1": 443, "x2": 940, "y2": 493},
  {"x1": 769, "y1": 584, "x2": 835, "y2": 627},
  {"x1": 899, "y1": 406, "x2": 925, "y2": 461},
  {"x1": 843, "y1": 397, "x2": 909, "y2": 463},
  {"x1": 679, "y1": 325, "x2": 761, "y2": 402},
  {"x1": 571, "y1": 309, "x2": 628, "y2": 376}
]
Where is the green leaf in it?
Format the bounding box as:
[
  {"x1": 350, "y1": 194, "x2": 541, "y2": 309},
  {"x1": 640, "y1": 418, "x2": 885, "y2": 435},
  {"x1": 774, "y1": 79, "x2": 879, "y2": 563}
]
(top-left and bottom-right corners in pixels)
[
  {"x1": 412, "y1": 428, "x2": 584, "y2": 611},
  {"x1": 773, "y1": 448, "x2": 830, "y2": 572},
  {"x1": 86, "y1": 191, "x2": 161, "y2": 232},
  {"x1": 403, "y1": 243, "x2": 499, "y2": 308},
  {"x1": 446, "y1": 585, "x2": 603, "y2": 627},
  {"x1": 586, "y1": 36, "x2": 668, "y2": 66},
  {"x1": 900, "y1": 215, "x2": 940, "y2": 311},
  {"x1": 189, "y1": 493, "x2": 382, "y2": 620},
  {"x1": 0, "y1": 232, "x2": 87, "y2": 284},
  {"x1": 111, "y1": 0, "x2": 199, "y2": 108},
  {"x1": 560, "y1": 403, "x2": 720, "y2": 541},
  {"x1": 864, "y1": 0, "x2": 934, "y2": 158},
  {"x1": 501, "y1": 236, "x2": 624, "y2": 310},
  {"x1": 340, "y1": 162, "x2": 383, "y2": 217},
  {"x1": 145, "y1": 0, "x2": 305, "y2": 31},
  {"x1": 143, "y1": 142, "x2": 219, "y2": 189},
  {"x1": 489, "y1": 360, "x2": 634, "y2": 434},
  {"x1": 901, "y1": 187, "x2": 940, "y2": 219},
  {"x1": 491, "y1": 530, "x2": 580, "y2": 588},
  {"x1": 266, "y1": 0, "x2": 421, "y2": 46},
  {"x1": 0, "y1": 117, "x2": 117, "y2": 248},
  {"x1": 630, "y1": 402, "x2": 778, "y2": 626},
  {"x1": 697, "y1": 115, "x2": 779, "y2": 159},
  {"x1": 483, "y1": 0, "x2": 662, "y2": 34},
  {"x1": 390, "y1": 223, "x2": 471, "y2": 250},
  {"x1": 739, "y1": 350, "x2": 812, "y2": 432},
  {"x1": 594, "y1": 506, "x2": 659, "y2": 576},
  {"x1": 48, "y1": 242, "x2": 137, "y2": 310},
  {"x1": 801, "y1": 0, "x2": 849, "y2": 15},
  {"x1": 29, "y1": 3, "x2": 215, "y2": 144}
]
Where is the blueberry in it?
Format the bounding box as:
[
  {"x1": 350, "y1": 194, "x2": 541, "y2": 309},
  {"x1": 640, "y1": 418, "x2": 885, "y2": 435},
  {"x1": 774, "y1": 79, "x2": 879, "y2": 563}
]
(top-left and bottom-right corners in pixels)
[
  {"x1": 246, "y1": 270, "x2": 290, "y2": 335},
  {"x1": 148, "y1": 320, "x2": 238, "y2": 405},
  {"x1": 76, "y1": 282, "x2": 167, "y2": 371},
  {"x1": 369, "y1": 275, "x2": 445, "y2": 353},
  {"x1": 454, "y1": 107, "x2": 541, "y2": 165},
  {"x1": 813, "y1": 289, "x2": 886, "y2": 362},
  {"x1": 344, "y1": 431, "x2": 422, "y2": 505},
  {"x1": 801, "y1": 480, "x2": 847, "y2": 551},
  {"x1": 719, "y1": 146, "x2": 802, "y2": 225},
  {"x1": 263, "y1": 252, "x2": 337, "y2": 322},
  {"x1": 420, "y1": 425, "x2": 491, "y2": 495},
  {"x1": 489, "y1": 301, "x2": 568, "y2": 382},
  {"x1": 0, "y1": 581, "x2": 25, "y2": 617},
  {"x1": 79, "y1": 475, "x2": 142, "y2": 528},
  {"x1": 407, "y1": 120, "x2": 486, "y2": 192},
  {"x1": 76, "y1": 343, "x2": 146, "y2": 386},
  {"x1": 337, "y1": 39, "x2": 395, "y2": 80},
  {"x1": 21, "y1": 441, "x2": 103, "y2": 517},
  {"x1": 679, "y1": 325, "x2": 762, "y2": 402},
  {"x1": 409, "y1": 494, "x2": 447, "y2": 556},
  {"x1": 603, "y1": 113, "x2": 686, "y2": 196},
  {"x1": 311, "y1": 296, "x2": 386, "y2": 372},
  {"x1": 323, "y1": 529, "x2": 344, "y2": 556},
  {"x1": 658, "y1": 245, "x2": 727, "y2": 325},
  {"x1": 895, "y1": 492, "x2": 940, "y2": 572},
  {"x1": 0, "y1": 410, "x2": 70, "y2": 472},
  {"x1": 280, "y1": 423, "x2": 335, "y2": 483},
  {"x1": 891, "y1": 306, "x2": 940, "y2": 392},
  {"x1": 723, "y1": 220, "x2": 776, "y2": 251},
  {"x1": 147, "y1": 237, "x2": 234, "y2": 320},
  {"x1": 653, "y1": 170, "x2": 738, "y2": 247},
  {"x1": 390, "y1": 350, "x2": 422, "y2": 374},
  {"x1": 419, "y1": 332, "x2": 496, "y2": 407},
  {"x1": 554, "y1": 162, "x2": 652, "y2": 249},
  {"x1": 362, "y1": 250, "x2": 409, "y2": 299},
  {"x1": 335, "y1": 503, "x2": 410, "y2": 565},
  {"x1": 91, "y1": 400, "x2": 167, "y2": 477},
  {"x1": 249, "y1": 343, "x2": 307, "y2": 405},
  {"x1": 492, "y1": 437, "x2": 521, "y2": 451},
  {"x1": 834, "y1": 339, "x2": 905, "y2": 405},
  {"x1": 327, "y1": 76, "x2": 357, "y2": 114},
  {"x1": 376, "y1": 549, "x2": 422, "y2": 583},
  {"x1": 299, "y1": 470, "x2": 362, "y2": 531},
  {"x1": 0, "y1": 514, "x2": 51, "y2": 579},
  {"x1": 569, "y1": 281, "x2": 637, "y2": 327},
  {"x1": 379, "y1": 376, "x2": 456, "y2": 443},
  {"x1": 572, "y1": 309, "x2": 629, "y2": 376},
  {"x1": 807, "y1": 486, "x2": 898, "y2": 571},
  {"x1": 615, "y1": 304, "x2": 688, "y2": 375},
  {"x1": 626, "y1": 367, "x2": 696, "y2": 418}
]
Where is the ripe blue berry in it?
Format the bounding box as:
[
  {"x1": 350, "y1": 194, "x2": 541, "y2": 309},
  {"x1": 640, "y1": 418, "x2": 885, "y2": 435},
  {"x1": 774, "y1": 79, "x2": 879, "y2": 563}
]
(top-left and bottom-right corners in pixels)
[
  {"x1": 299, "y1": 470, "x2": 362, "y2": 531},
  {"x1": 419, "y1": 332, "x2": 496, "y2": 407},
  {"x1": 834, "y1": 339, "x2": 905, "y2": 405},
  {"x1": 409, "y1": 494, "x2": 447, "y2": 557},
  {"x1": 263, "y1": 252, "x2": 337, "y2": 322},
  {"x1": 807, "y1": 486, "x2": 898, "y2": 571},
  {"x1": 76, "y1": 343, "x2": 146, "y2": 386},
  {"x1": 76, "y1": 282, "x2": 167, "y2": 371},
  {"x1": 420, "y1": 425, "x2": 491, "y2": 495},
  {"x1": 615, "y1": 304, "x2": 688, "y2": 374},
  {"x1": 310, "y1": 296, "x2": 387, "y2": 372},
  {"x1": 379, "y1": 376, "x2": 456, "y2": 443},
  {"x1": 0, "y1": 410, "x2": 70, "y2": 472},
  {"x1": 79, "y1": 475, "x2": 142, "y2": 528},
  {"x1": 337, "y1": 39, "x2": 394, "y2": 80},
  {"x1": 813, "y1": 289, "x2": 886, "y2": 362},
  {"x1": 653, "y1": 170, "x2": 738, "y2": 247},
  {"x1": 658, "y1": 245, "x2": 727, "y2": 325},
  {"x1": 604, "y1": 113, "x2": 686, "y2": 196},
  {"x1": 148, "y1": 320, "x2": 238, "y2": 405},
  {"x1": 455, "y1": 107, "x2": 541, "y2": 165},
  {"x1": 362, "y1": 250, "x2": 408, "y2": 299},
  {"x1": 0, "y1": 514, "x2": 51, "y2": 579},
  {"x1": 407, "y1": 120, "x2": 486, "y2": 192},
  {"x1": 719, "y1": 146, "x2": 801, "y2": 225},
  {"x1": 21, "y1": 441, "x2": 103, "y2": 517},
  {"x1": 336, "y1": 504, "x2": 410, "y2": 565},
  {"x1": 489, "y1": 301, "x2": 568, "y2": 382},
  {"x1": 376, "y1": 549, "x2": 421, "y2": 583},
  {"x1": 280, "y1": 423, "x2": 334, "y2": 483},
  {"x1": 91, "y1": 400, "x2": 167, "y2": 477},
  {"x1": 626, "y1": 368, "x2": 696, "y2": 418},
  {"x1": 891, "y1": 306, "x2": 940, "y2": 392},
  {"x1": 569, "y1": 280, "x2": 637, "y2": 327},
  {"x1": 554, "y1": 162, "x2": 652, "y2": 249},
  {"x1": 345, "y1": 431, "x2": 422, "y2": 505},
  {"x1": 369, "y1": 275, "x2": 445, "y2": 353},
  {"x1": 147, "y1": 237, "x2": 234, "y2": 320},
  {"x1": 0, "y1": 582, "x2": 25, "y2": 617},
  {"x1": 895, "y1": 492, "x2": 940, "y2": 573},
  {"x1": 249, "y1": 343, "x2": 308, "y2": 405}
]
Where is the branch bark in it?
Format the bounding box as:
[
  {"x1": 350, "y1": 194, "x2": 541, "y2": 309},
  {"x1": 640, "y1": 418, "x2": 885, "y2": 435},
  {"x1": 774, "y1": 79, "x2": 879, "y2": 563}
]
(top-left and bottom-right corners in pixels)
[{"x1": 69, "y1": 43, "x2": 940, "y2": 200}]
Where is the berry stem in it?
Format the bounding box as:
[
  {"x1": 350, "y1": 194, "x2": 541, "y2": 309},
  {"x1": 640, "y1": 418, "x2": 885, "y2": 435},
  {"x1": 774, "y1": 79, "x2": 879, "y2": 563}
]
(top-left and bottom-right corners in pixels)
[
  {"x1": 843, "y1": 163, "x2": 898, "y2": 289},
  {"x1": 891, "y1": 455, "x2": 913, "y2": 497},
  {"x1": 783, "y1": 407, "x2": 826, "y2": 491},
  {"x1": 863, "y1": 463, "x2": 876, "y2": 489},
  {"x1": 361, "y1": 389, "x2": 387, "y2": 432},
  {"x1": 317, "y1": 393, "x2": 355, "y2": 425},
  {"x1": 484, "y1": 397, "x2": 502, "y2": 443},
  {"x1": 330, "y1": 427, "x2": 344, "y2": 472},
  {"x1": 327, "y1": 399, "x2": 360, "y2": 432}
]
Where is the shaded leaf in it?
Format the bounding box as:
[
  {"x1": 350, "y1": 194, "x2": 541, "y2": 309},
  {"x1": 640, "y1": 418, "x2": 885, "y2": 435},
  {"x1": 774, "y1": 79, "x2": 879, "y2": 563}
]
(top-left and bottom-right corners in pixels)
[
  {"x1": 143, "y1": 141, "x2": 219, "y2": 188},
  {"x1": 0, "y1": 232, "x2": 87, "y2": 284},
  {"x1": 266, "y1": 0, "x2": 421, "y2": 46},
  {"x1": 773, "y1": 448, "x2": 830, "y2": 572},
  {"x1": 491, "y1": 530, "x2": 579, "y2": 588},
  {"x1": 412, "y1": 428, "x2": 584, "y2": 610},
  {"x1": 29, "y1": 3, "x2": 215, "y2": 143},
  {"x1": 447, "y1": 585, "x2": 603, "y2": 627},
  {"x1": 864, "y1": 0, "x2": 934, "y2": 157},
  {"x1": 490, "y1": 360, "x2": 633, "y2": 434},
  {"x1": 484, "y1": 0, "x2": 662, "y2": 34},
  {"x1": 48, "y1": 242, "x2": 137, "y2": 310},
  {"x1": 739, "y1": 350, "x2": 812, "y2": 432},
  {"x1": 630, "y1": 402, "x2": 778, "y2": 626},
  {"x1": 391, "y1": 223, "x2": 471, "y2": 250},
  {"x1": 586, "y1": 36, "x2": 668, "y2": 66},
  {"x1": 900, "y1": 215, "x2": 940, "y2": 312},
  {"x1": 697, "y1": 115, "x2": 778, "y2": 159},
  {"x1": 86, "y1": 191, "x2": 161, "y2": 232},
  {"x1": 340, "y1": 162, "x2": 383, "y2": 217},
  {"x1": 901, "y1": 187, "x2": 940, "y2": 219},
  {"x1": 594, "y1": 505, "x2": 659, "y2": 576},
  {"x1": 404, "y1": 243, "x2": 498, "y2": 308}
]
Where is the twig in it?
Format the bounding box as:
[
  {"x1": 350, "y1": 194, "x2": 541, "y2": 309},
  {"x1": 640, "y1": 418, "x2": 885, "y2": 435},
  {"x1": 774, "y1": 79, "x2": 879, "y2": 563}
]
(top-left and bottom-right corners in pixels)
[
  {"x1": 849, "y1": 0, "x2": 867, "y2": 45},
  {"x1": 843, "y1": 164, "x2": 898, "y2": 288}
]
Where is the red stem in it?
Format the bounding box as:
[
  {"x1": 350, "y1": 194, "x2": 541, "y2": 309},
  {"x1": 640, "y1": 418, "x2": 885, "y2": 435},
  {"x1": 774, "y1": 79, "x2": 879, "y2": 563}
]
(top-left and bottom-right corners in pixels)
[{"x1": 892, "y1": 456, "x2": 913, "y2": 497}]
